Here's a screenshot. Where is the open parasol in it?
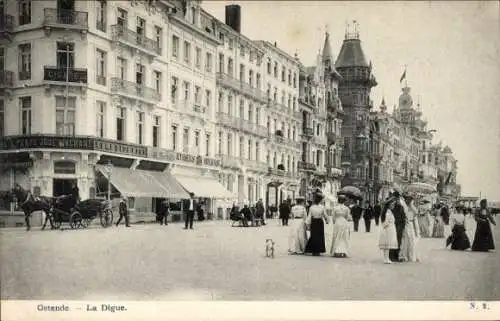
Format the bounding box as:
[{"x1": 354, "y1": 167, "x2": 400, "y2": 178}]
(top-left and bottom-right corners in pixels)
[
  {"x1": 337, "y1": 186, "x2": 363, "y2": 200},
  {"x1": 405, "y1": 182, "x2": 437, "y2": 194}
]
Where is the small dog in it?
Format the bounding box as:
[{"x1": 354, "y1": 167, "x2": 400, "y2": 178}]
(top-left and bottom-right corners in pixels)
[{"x1": 265, "y1": 239, "x2": 275, "y2": 258}]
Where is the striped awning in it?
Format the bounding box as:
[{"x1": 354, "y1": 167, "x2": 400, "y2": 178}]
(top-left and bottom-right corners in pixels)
[{"x1": 173, "y1": 175, "x2": 235, "y2": 199}]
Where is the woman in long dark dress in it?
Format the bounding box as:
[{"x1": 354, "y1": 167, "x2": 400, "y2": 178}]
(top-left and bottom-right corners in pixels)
[
  {"x1": 471, "y1": 199, "x2": 496, "y2": 252},
  {"x1": 305, "y1": 193, "x2": 329, "y2": 256},
  {"x1": 447, "y1": 207, "x2": 471, "y2": 250}
]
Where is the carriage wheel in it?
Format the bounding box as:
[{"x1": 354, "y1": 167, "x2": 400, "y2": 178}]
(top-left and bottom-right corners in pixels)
[
  {"x1": 80, "y1": 218, "x2": 92, "y2": 228},
  {"x1": 53, "y1": 218, "x2": 62, "y2": 229},
  {"x1": 100, "y1": 209, "x2": 114, "y2": 228},
  {"x1": 69, "y1": 212, "x2": 82, "y2": 229}
]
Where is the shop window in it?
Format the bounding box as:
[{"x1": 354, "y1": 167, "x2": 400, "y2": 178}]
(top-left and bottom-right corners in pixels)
[
  {"x1": 128, "y1": 197, "x2": 135, "y2": 209},
  {"x1": 54, "y1": 161, "x2": 76, "y2": 174}
]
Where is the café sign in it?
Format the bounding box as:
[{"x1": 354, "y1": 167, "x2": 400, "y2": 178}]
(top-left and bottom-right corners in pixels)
[
  {"x1": 147, "y1": 148, "x2": 221, "y2": 167},
  {"x1": 0, "y1": 135, "x2": 147, "y2": 158}
]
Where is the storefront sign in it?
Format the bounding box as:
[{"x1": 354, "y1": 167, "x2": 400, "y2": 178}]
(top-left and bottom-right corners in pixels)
[
  {"x1": 0, "y1": 135, "x2": 147, "y2": 158},
  {"x1": 203, "y1": 157, "x2": 221, "y2": 167},
  {"x1": 0, "y1": 161, "x2": 33, "y2": 169},
  {"x1": 148, "y1": 148, "x2": 176, "y2": 162}
]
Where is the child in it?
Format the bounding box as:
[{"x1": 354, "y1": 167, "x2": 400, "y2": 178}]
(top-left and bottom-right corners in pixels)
[{"x1": 378, "y1": 199, "x2": 399, "y2": 264}]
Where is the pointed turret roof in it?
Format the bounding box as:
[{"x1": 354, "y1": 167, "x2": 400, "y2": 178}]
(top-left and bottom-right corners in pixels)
[
  {"x1": 335, "y1": 38, "x2": 369, "y2": 68},
  {"x1": 322, "y1": 31, "x2": 334, "y2": 63}
]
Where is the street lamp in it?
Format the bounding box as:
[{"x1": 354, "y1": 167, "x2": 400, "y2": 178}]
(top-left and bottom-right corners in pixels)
[{"x1": 105, "y1": 160, "x2": 113, "y2": 200}]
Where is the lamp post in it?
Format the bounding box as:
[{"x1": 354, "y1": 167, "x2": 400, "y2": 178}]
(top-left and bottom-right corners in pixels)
[{"x1": 105, "y1": 160, "x2": 113, "y2": 200}]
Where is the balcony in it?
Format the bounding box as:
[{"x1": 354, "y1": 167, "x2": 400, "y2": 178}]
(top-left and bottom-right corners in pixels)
[
  {"x1": 0, "y1": 70, "x2": 14, "y2": 88},
  {"x1": 43, "y1": 9, "x2": 88, "y2": 38},
  {"x1": 298, "y1": 161, "x2": 316, "y2": 172},
  {"x1": 301, "y1": 127, "x2": 314, "y2": 139},
  {"x1": 327, "y1": 167, "x2": 343, "y2": 179},
  {"x1": 43, "y1": 66, "x2": 88, "y2": 84},
  {"x1": 270, "y1": 134, "x2": 301, "y2": 150},
  {"x1": 0, "y1": 14, "x2": 14, "y2": 41},
  {"x1": 111, "y1": 24, "x2": 160, "y2": 59},
  {"x1": 327, "y1": 131, "x2": 342, "y2": 145},
  {"x1": 268, "y1": 167, "x2": 287, "y2": 177},
  {"x1": 111, "y1": 78, "x2": 160, "y2": 103},
  {"x1": 216, "y1": 73, "x2": 266, "y2": 103},
  {"x1": 215, "y1": 113, "x2": 267, "y2": 138},
  {"x1": 240, "y1": 158, "x2": 268, "y2": 172},
  {"x1": 218, "y1": 155, "x2": 241, "y2": 169},
  {"x1": 270, "y1": 101, "x2": 302, "y2": 119},
  {"x1": 314, "y1": 135, "x2": 327, "y2": 147}
]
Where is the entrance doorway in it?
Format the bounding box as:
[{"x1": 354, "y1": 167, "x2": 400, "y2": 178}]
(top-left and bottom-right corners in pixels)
[{"x1": 53, "y1": 178, "x2": 77, "y2": 197}]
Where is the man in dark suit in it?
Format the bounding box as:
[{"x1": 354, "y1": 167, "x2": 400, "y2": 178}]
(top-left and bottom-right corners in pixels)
[
  {"x1": 389, "y1": 191, "x2": 407, "y2": 262},
  {"x1": 116, "y1": 197, "x2": 130, "y2": 227},
  {"x1": 351, "y1": 202, "x2": 363, "y2": 232},
  {"x1": 279, "y1": 200, "x2": 291, "y2": 226},
  {"x1": 373, "y1": 201, "x2": 382, "y2": 226},
  {"x1": 184, "y1": 193, "x2": 196, "y2": 230},
  {"x1": 363, "y1": 203, "x2": 373, "y2": 232}
]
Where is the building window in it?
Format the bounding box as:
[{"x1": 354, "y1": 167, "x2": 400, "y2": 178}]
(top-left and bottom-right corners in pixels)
[
  {"x1": 18, "y1": 43, "x2": 31, "y2": 80},
  {"x1": 152, "y1": 116, "x2": 160, "y2": 147},
  {"x1": 217, "y1": 92, "x2": 223, "y2": 112},
  {"x1": 136, "y1": 17, "x2": 146, "y2": 43},
  {"x1": 183, "y1": 41, "x2": 191, "y2": 63},
  {"x1": 96, "y1": 0, "x2": 107, "y2": 32},
  {"x1": 205, "y1": 133, "x2": 211, "y2": 156},
  {"x1": 256, "y1": 73, "x2": 261, "y2": 89},
  {"x1": 240, "y1": 45, "x2": 245, "y2": 57},
  {"x1": 117, "y1": 57, "x2": 126, "y2": 80},
  {"x1": 172, "y1": 35, "x2": 179, "y2": 58},
  {"x1": 205, "y1": 52, "x2": 212, "y2": 73},
  {"x1": 171, "y1": 125, "x2": 177, "y2": 150},
  {"x1": 239, "y1": 136, "x2": 244, "y2": 158},
  {"x1": 56, "y1": 42, "x2": 74, "y2": 69},
  {"x1": 273, "y1": 62, "x2": 278, "y2": 78},
  {"x1": 281, "y1": 66, "x2": 286, "y2": 82},
  {"x1": 55, "y1": 96, "x2": 76, "y2": 136},
  {"x1": 288, "y1": 70, "x2": 292, "y2": 85},
  {"x1": 153, "y1": 70, "x2": 161, "y2": 93},
  {"x1": 0, "y1": 100, "x2": 4, "y2": 136},
  {"x1": 117, "y1": 8, "x2": 127, "y2": 27},
  {"x1": 190, "y1": 6, "x2": 196, "y2": 25},
  {"x1": 267, "y1": 59, "x2": 271, "y2": 74},
  {"x1": 218, "y1": 131, "x2": 222, "y2": 155},
  {"x1": 0, "y1": 47, "x2": 4, "y2": 70},
  {"x1": 136, "y1": 112, "x2": 144, "y2": 144},
  {"x1": 227, "y1": 133, "x2": 232, "y2": 156},
  {"x1": 205, "y1": 89, "x2": 211, "y2": 110},
  {"x1": 228, "y1": 58, "x2": 233, "y2": 76},
  {"x1": 96, "y1": 49, "x2": 106, "y2": 85},
  {"x1": 227, "y1": 95, "x2": 233, "y2": 116},
  {"x1": 247, "y1": 139, "x2": 252, "y2": 160},
  {"x1": 18, "y1": 0, "x2": 31, "y2": 25},
  {"x1": 239, "y1": 99, "x2": 244, "y2": 119},
  {"x1": 19, "y1": 96, "x2": 32, "y2": 135},
  {"x1": 228, "y1": 38, "x2": 233, "y2": 50},
  {"x1": 249, "y1": 70, "x2": 253, "y2": 86},
  {"x1": 183, "y1": 81, "x2": 190, "y2": 101},
  {"x1": 248, "y1": 104, "x2": 253, "y2": 123},
  {"x1": 194, "y1": 131, "x2": 200, "y2": 154},
  {"x1": 195, "y1": 47, "x2": 201, "y2": 69},
  {"x1": 116, "y1": 106, "x2": 126, "y2": 141},
  {"x1": 218, "y1": 53, "x2": 224, "y2": 73},
  {"x1": 135, "y1": 63, "x2": 144, "y2": 86},
  {"x1": 239, "y1": 64, "x2": 245, "y2": 81},
  {"x1": 194, "y1": 86, "x2": 201, "y2": 105},
  {"x1": 256, "y1": 142, "x2": 260, "y2": 162},
  {"x1": 171, "y1": 76, "x2": 178, "y2": 104},
  {"x1": 256, "y1": 107, "x2": 260, "y2": 125},
  {"x1": 154, "y1": 26, "x2": 162, "y2": 54},
  {"x1": 96, "y1": 101, "x2": 105, "y2": 138},
  {"x1": 182, "y1": 128, "x2": 189, "y2": 153}
]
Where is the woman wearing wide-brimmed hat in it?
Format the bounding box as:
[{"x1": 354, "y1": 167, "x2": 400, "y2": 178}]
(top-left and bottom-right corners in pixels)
[
  {"x1": 378, "y1": 197, "x2": 399, "y2": 264},
  {"x1": 399, "y1": 194, "x2": 420, "y2": 262},
  {"x1": 288, "y1": 197, "x2": 308, "y2": 254},
  {"x1": 328, "y1": 195, "x2": 352, "y2": 258},
  {"x1": 304, "y1": 192, "x2": 329, "y2": 256},
  {"x1": 471, "y1": 199, "x2": 496, "y2": 252}
]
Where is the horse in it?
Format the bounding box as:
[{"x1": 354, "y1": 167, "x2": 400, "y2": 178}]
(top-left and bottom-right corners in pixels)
[{"x1": 9, "y1": 184, "x2": 55, "y2": 231}]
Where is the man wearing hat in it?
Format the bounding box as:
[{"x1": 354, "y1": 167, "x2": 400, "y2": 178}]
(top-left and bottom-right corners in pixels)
[
  {"x1": 389, "y1": 191, "x2": 407, "y2": 261},
  {"x1": 116, "y1": 197, "x2": 130, "y2": 227}
]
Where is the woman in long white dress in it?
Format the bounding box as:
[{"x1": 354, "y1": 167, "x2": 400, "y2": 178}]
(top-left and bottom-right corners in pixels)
[
  {"x1": 379, "y1": 199, "x2": 399, "y2": 264},
  {"x1": 329, "y1": 195, "x2": 351, "y2": 258},
  {"x1": 288, "y1": 198, "x2": 308, "y2": 254},
  {"x1": 399, "y1": 196, "x2": 420, "y2": 262}
]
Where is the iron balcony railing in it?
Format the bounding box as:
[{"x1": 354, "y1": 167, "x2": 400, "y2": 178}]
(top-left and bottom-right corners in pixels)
[
  {"x1": 301, "y1": 127, "x2": 314, "y2": 137},
  {"x1": 0, "y1": 70, "x2": 14, "y2": 87},
  {"x1": 268, "y1": 100, "x2": 302, "y2": 119},
  {"x1": 217, "y1": 154, "x2": 240, "y2": 169},
  {"x1": 43, "y1": 66, "x2": 88, "y2": 83},
  {"x1": 216, "y1": 72, "x2": 266, "y2": 102},
  {"x1": 111, "y1": 24, "x2": 160, "y2": 55},
  {"x1": 111, "y1": 78, "x2": 160, "y2": 101},
  {"x1": 270, "y1": 134, "x2": 301, "y2": 149},
  {"x1": 240, "y1": 158, "x2": 268, "y2": 172},
  {"x1": 43, "y1": 8, "x2": 88, "y2": 29},
  {"x1": 0, "y1": 14, "x2": 14, "y2": 33},
  {"x1": 215, "y1": 112, "x2": 267, "y2": 137}
]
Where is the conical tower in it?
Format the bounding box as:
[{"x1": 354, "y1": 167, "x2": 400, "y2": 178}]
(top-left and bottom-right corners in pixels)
[{"x1": 335, "y1": 21, "x2": 377, "y2": 200}]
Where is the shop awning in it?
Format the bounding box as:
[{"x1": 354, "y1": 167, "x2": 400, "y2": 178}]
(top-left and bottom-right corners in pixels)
[
  {"x1": 142, "y1": 170, "x2": 190, "y2": 199},
  {"x1": 95, "y1": 165, "x2": 189, "y2": 199},
  {"x1": 174, "y1": 175, "x2": 236, "y2": 199}
]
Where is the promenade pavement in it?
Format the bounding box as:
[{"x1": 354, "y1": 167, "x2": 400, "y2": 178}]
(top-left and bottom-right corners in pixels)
[{"x1": 1, "y1": 216, "x2": 498, "y2": 300}]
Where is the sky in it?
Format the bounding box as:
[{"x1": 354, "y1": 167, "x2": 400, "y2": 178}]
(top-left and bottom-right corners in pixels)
[{"x1": 202, "y1": 0, "x2": 500, "y2": 200}]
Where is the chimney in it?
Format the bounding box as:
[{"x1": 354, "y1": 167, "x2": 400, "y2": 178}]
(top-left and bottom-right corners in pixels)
[{"x1": 225, "y1": 4, "x2": 241, "y2": 33}]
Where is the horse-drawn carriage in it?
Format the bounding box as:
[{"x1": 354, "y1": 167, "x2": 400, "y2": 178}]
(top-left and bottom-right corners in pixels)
[{"x1": 51, "y1": 196, "x2": 114, "y2": 229}]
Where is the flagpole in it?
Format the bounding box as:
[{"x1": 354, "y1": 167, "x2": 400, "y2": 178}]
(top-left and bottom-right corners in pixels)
[{"x1": 404, "y1": 64, "x2": 408, "y2": 88}]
